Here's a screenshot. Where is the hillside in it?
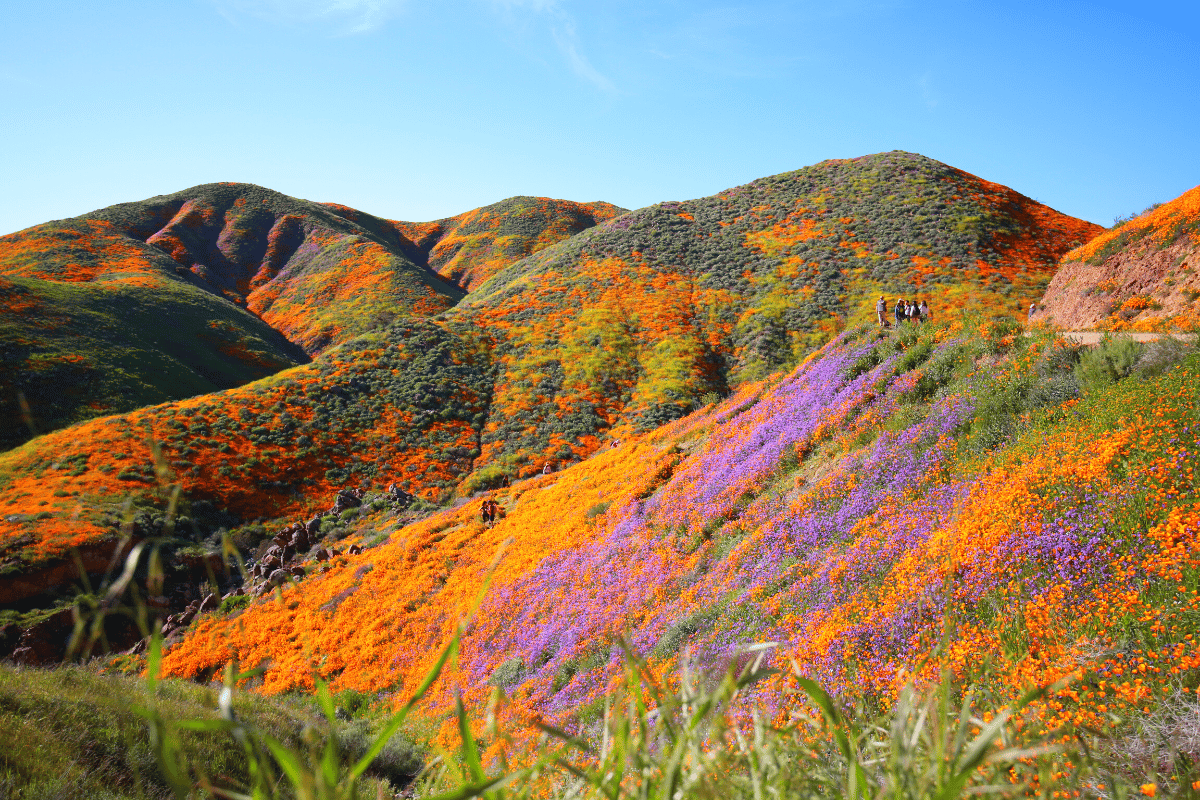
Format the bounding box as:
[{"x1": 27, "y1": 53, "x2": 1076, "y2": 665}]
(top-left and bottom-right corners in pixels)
[
  {"x1": 0, "y1": 152, "x2": 1105, "y2": 656},
  {"x1": 0, "y1": 187, "x2": 621, "y2": 449},
  {"x1": 0, "y1": 183, "x2": 466, "y2": 354},
  {"x1": 154, "y1": 318, "x2": 1200, "y2": 768},
  {"x1": 450, "y1": 151, "x2": 1101, "y2": 474},
  {"x1": 392, "y1": 196, "x2": 627, "y2": 291},
  {"x1": 1036, "y1": 184, "x2": 1200, "y2": 330},
  {"x1": 0, "y1": 272, "x2": 309, "y2": 451}
]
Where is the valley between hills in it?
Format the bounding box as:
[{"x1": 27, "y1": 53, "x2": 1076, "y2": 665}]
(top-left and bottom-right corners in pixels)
[{"x1": 1, "y1": 151, "x2": 1199, "y2": 798}]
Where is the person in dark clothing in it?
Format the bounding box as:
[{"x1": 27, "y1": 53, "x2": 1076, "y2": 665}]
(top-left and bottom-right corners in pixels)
[{"x1": 894, "y1": 299, "x2": 906, "y2": 326}]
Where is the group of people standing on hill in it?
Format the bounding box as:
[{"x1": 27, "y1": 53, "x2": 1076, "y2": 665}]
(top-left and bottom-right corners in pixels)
[{"x1": 876, "y1": 296, "x2": 930, "y2": 327}]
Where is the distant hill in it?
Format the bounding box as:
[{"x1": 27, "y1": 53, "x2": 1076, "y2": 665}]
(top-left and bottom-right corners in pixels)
[
  {"x1": 0, "y1": 186, "x2": 621, "y2": 449},
  {"x1": 22, "y1": 182, "x2": 468, "y2": 352},
  {"x1": 1035, "y1": 184, "x2": 1200, "y2": 330},
  {"x1": 391, "y1": 196, "x2": 627, "y2": 291}
]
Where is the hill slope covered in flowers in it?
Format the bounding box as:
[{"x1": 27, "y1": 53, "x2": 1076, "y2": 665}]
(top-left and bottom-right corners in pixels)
[
  {"x1": 444, "y1": 151, "x2": 1101, "y2": 474},
  {"x1": 159, "y1": 315, "x2": 1200, "y2": 778},
  {"x1": 0, "y1": 153, "x2": 1104, "y2": 595},
  {"x1": 0, "y1": 186, "x2": 623, "y2": 449},
  {"x1": 1036, "y1": 183, "x2": 1200, "y2": 331}
]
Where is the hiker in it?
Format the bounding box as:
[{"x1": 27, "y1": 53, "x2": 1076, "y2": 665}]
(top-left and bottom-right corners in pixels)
[
  {"x1": 907, "y1": 299, "x2": 918, "y2": 324},
  {"x1": 488, "y1": 499, "x2": 500, "y2": 526},
  {"x1": 894, "y1": 298, "x2": 906, "y2": 326},
  {"x1": 542, "y1": 462, "x2": 553, "y2": 475},
  {"x1": 1028, "y1": 303, "x2": 1037, "y2": 322},
  {"x1": 919, "y1": 300, "x2": 930, "y2": 322},
  {"x1": 876, "y1": 295, "x2": 888, "y2": 327},
  {"x1": 480, "y1": 500, "x2": 492, "y2": 526}
]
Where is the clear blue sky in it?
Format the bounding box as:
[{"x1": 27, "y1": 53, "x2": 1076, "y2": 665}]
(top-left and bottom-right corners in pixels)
[{"x1": 2, "y1": 0, "x2": 1197, "y2": 236}]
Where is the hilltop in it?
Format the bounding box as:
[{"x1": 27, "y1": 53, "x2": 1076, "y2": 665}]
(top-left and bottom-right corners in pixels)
[
  {"x1": 1036, "y1": 184, "x2": 1200, "y2": 330},
  {"x1": 393, "y1": 196, "x2": 626, "y2": 291},
  {"x1": 450, "y1": 151, "x2": 1101, "y2": 473}
]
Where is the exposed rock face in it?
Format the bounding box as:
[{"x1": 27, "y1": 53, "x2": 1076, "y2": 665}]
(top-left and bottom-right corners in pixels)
[
  {"x1": 1036, "y1": 239, "x2": 1199, "y2": 330},
  {"x1": 1036, "y1": 185, "x2": 1200, "y2": 331},
  {"x1": 11, "y1": 608, "x2": 75, "y2": 665}
]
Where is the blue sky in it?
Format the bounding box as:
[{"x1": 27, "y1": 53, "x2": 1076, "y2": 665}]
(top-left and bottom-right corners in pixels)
[{"x1": 1, "y1": 0, "x2": 1197, "y2": 235}]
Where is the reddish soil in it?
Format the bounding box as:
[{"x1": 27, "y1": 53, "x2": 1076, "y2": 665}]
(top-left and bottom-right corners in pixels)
[{"x1": 1034, "y1": 239, "x2": 1200, "y2": 331}]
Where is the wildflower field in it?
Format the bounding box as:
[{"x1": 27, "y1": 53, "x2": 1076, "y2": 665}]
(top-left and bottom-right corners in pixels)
[{"x1": 153, "y1": 316, "x2": 1200, "y2": 794}]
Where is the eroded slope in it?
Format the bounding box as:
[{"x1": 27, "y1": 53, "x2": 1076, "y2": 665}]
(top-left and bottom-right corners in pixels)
[{"x1": 1036, "y1": 184, "x2": 1200, "y2": 330}]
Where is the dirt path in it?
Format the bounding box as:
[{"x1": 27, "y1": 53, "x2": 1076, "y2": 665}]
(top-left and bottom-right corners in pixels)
[{"x1": 1058, "y1": 331, "x2": 1199, "y2": 345}]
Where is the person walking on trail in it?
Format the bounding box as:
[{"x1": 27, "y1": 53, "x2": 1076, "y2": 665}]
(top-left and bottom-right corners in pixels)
[
  {"x1": 894, "y1": 298, "x2": 906, "y2": 326},
  {"x1": 1028, "y1": 303, "x2": 1037, "y2": 322},
  {"x1": 542, "y1": 462, "x2": 553, "y2": 475},
  {"x1": 876, "y1": 295, "x2": 888, "y2": 327},
  {"x1": 480, "y1": 499, "x2": 493, "y2": 526},
  {"x1": 919, "y1": 300, "x2": 930, "y2": 322},
  {"x1": 907, "y1": 299, "x2": 918, "y2": 324}
]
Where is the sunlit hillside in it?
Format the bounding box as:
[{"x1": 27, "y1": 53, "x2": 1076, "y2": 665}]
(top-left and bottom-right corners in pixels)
[
  {"x1": 159, "y1": 315, "x2": 1200, "y2": 771},
  {"x1": 450, "y1": 151, "x2": 1102, "y2": 476},
  {"x1": 0, "y1": 186, "x2": 620, "y2": 449}
]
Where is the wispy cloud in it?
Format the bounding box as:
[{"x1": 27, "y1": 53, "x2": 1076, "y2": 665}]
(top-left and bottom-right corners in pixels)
[
  {"x1": 213, "y1": 0, "x2": 403, "y2": 34},
  {"x1": 550, "y1": 18, "x2": 616, "y2": 93},
  {"x1": 918, "y1": 71, "x2": 938, "y2": 108},
  {"x1": 486, "y1": 0, "x2": 617, "y2": 94}
]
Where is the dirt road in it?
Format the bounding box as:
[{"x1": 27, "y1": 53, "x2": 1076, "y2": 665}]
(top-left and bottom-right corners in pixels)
[{"x1": 1058, "y1": 331, "x2": 1198, "y2": 345}]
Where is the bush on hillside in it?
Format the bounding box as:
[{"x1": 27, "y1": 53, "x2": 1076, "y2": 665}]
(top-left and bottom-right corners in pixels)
[{"x1": 1075, "y1": 334, "x2": 1145, "y2": 392}]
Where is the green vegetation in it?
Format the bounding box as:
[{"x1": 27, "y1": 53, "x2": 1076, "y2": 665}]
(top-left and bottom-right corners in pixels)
[
  {"x1": 0, "y1": 661, "x2": 401, "y2": 799},
  {"x1": 0, "y1": 275, "x2": 308, "y2": 450}
]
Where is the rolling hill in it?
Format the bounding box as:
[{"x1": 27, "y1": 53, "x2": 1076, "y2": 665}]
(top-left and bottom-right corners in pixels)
[
  {"x1": 0, "y1": 151, "x2": 1105, "y2": 657},
  {"x1": 0, "y1": 186, "x2": 624, "y2": 450},
  {"x1": 449, "y1": 151, "x2": 1102, "y2": 474}
]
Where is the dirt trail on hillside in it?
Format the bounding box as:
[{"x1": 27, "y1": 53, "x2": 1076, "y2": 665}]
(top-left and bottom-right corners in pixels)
[{"x1": 1055, "y1": 331, "x2": 1198, "y2": 345}]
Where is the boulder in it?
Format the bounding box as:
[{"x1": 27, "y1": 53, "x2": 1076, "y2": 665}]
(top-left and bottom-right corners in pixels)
[
  {"x1": 347, "y1": 544, "x2": 363, "y2": 555},
  {"x1": 267, "y1": 569, "x2": 291, "y2": 587},
  {"x1": 306, "y1": 516, "x2": 322, "y2": 536},
  {"x1": 314, "y1": 547, "x2": 330, "y2": 562},
  {"x1": 289, "y1": 565, "x2": 306, "y2": 578},
  {"x1": 198, "y1": 593, "x2": 218, "y2": 614},
  {"x1": 14, "y1": 608, "x2": 75, "y2": 665}
]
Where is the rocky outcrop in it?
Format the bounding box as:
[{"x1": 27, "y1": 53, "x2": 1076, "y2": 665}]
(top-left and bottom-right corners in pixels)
[
  {"x1": 1036, "y1": 184, "x2": 1200, "y2": 331},
  {"x1": 1036, "y1": 239, "x2": 1199, "y2": 330}
]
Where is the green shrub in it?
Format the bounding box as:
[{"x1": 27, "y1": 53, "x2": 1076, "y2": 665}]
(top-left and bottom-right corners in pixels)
[
  {"x1": 1075, "y1": 334, "x2": 1145, "y2": 393},
  {"x1": 458, "y1": 464, "x2": 512, "y2": 495},
  {"x1": 488, "y1": 658, "x2": 526, "y2": 688},
  {"x1": 218, "y1": 594, "x2": 250, "y2": 614},
  {"x1": 584, "y1": 501, "x2": 611, "y2": 519}
]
